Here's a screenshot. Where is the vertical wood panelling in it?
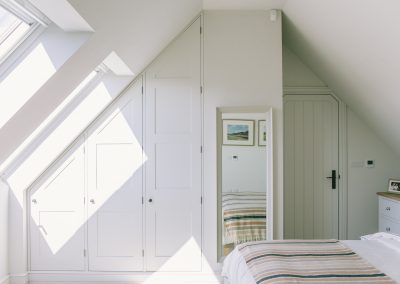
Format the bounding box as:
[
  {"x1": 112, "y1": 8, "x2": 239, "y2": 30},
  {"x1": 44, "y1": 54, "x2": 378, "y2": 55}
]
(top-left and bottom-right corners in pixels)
[
  {"x1": 303, "y1": 102, "x2": 314, "y2": 238},
  {"x1": 284, "y1": 102, "x2": 295, "y2": 238},
  {"x1": 294, "y1": 102, "x2": 304, "y2": 238},
  {"x1": 284, "y1": 95, "x2": 339, "y2": 239},
  {"x1": 313, "y1": 102, "x2": 324, "y2": 239}
]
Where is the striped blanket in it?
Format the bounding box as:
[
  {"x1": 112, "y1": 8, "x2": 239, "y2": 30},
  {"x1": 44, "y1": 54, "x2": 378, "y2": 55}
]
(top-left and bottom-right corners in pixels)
[
  {"x1": 222, "y1": 192, "x2": 266, "y2": 245},
  {"x1": 237, "y1": 239, "x2": 394, "y2": 283}
]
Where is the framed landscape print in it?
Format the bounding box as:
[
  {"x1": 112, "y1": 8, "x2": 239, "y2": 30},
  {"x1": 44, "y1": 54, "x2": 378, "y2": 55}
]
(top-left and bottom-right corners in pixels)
[
  {"x1": 222, "y1": 119, "x2": 254, "y2": 146},
  {"x1": 258, "y1": 120, "x2": 267, "y2": 146}
]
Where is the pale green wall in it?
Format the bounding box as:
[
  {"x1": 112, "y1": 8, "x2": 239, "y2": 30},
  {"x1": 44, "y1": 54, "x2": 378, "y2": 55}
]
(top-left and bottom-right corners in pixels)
[{"x1": 283, "y1": 46, "x2": 326, "y2": 88}]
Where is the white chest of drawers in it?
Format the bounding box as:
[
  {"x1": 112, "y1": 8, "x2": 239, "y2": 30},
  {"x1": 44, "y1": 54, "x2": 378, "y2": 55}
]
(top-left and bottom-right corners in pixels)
[{"x1": 378, "y1": 192, "x2": 400, "y2": 235}]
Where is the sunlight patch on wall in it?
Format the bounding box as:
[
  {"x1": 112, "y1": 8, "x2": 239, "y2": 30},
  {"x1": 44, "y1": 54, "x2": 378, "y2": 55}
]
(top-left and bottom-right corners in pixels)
[
  {"x1": 0, "y1": 42, "x2": 56, "y2": 129},
  {"x1": 0, "y1": 70, "x2": 98, "y2": 174},
  {"x1": 7, "y1": 79, "x2": 123, "y2": 202}
]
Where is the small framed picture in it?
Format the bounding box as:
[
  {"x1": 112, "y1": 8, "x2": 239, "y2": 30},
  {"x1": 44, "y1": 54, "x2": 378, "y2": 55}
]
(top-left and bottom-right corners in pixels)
[
  {"x1": 222, "y1": 120, "x2": 254, "y2": 146},
  {"x1": 258, "y1": 120, "x2": 267, "y2": 146},
  {"x1": 388, "y1": 179, "x2": 400, "y2": 194}
]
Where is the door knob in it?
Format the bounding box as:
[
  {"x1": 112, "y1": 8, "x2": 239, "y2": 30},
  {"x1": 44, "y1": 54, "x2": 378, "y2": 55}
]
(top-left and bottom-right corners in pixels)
[
  {"x1": 90, "y1": 199, "x2": 95, "y2": 204},
  {"x1": 148, "y1": 198, "x2": 153, "y2": 203},
  {"x1": 32, "y1": 199, "x2": 37, "y2": 204}
]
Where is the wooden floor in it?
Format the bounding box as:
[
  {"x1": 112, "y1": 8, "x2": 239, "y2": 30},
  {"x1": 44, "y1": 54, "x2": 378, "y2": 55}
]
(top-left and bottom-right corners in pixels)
[{"x1": 223, "y1": 243, "x2": 234, "y2": 256}]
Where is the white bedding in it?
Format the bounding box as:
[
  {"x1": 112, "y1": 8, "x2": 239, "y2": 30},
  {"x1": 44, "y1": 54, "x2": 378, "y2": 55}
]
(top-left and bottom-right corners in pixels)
[{"x1": 222, "y1": 233, "x2": 400, "y2": 284}]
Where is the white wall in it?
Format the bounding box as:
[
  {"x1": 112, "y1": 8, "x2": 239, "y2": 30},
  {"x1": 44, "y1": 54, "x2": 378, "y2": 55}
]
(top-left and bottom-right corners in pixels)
[
  {"x1": 221, "y1": 113, "x2": 266, "y2": 193},
  {"x1": 203, "y1": 10, "x2": 283, "y2": 268},
  {"x1": 0, "y1": 179, "x2": 8, "y2": 284},
  {"x1": 2, "y1": 10, "x2": 283, "y2": 278},
  {"x1": 347, "y1": 109, "x2": 400, "y2": 239},
  {"x1": 283, "y1": 44, "x2": 400, "y2": 240}
]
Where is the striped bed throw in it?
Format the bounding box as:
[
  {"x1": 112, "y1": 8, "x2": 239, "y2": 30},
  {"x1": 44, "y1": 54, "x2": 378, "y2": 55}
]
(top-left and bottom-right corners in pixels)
[
  {"x1": 222, "y1": 192, "x2": 266, "y2": 245},
  {"x1": 237, "y1": 239, "x2": 394, "y2": 283}
]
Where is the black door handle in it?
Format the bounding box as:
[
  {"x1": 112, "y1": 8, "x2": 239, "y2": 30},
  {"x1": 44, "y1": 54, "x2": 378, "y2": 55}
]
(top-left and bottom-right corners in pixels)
[{"x1": 326, "y1": 170, "x2": 337, "y2": 189}]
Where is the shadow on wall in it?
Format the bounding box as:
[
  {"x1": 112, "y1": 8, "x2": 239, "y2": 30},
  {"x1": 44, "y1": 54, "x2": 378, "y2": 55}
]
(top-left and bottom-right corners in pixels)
[
  {"x1": 0, "y1": 24, "x2": 93, "y2": 173},
  {"x1": 0, "y1": 24, "x2": 90, "y2": 132}
]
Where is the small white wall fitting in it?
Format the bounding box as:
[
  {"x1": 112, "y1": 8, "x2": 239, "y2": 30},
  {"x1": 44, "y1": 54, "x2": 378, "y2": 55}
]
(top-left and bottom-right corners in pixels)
[{"x1": 270, "y1": 10, "x2": 277, "y2": 22}]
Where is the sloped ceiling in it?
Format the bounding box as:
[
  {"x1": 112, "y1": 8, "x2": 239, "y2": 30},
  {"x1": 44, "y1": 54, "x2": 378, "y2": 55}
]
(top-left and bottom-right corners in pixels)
[
  {"x1": 3, "y1": 0, "x2": 399, "y2": 167},
  {"x1": 204, "y1": 0, "x2": 400, "y2": 157},
  {"x1": 0, "y1": 0, "x2": 203, "y2": 166},
  {"x1": 282, "y1": 0, "x2": 400, "y2": 157},
  {"x1": 68, "y1": 0, "x2": 202, "y2": 75}
]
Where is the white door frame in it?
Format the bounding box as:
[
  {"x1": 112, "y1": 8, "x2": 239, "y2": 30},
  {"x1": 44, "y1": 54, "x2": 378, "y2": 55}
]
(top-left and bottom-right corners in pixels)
[
  {"x1": 283, "y1": 87, "x2": 348, "y2": 240},
  {"x1": 216, "y1": 106, "x2": 274, "y2": 260}
]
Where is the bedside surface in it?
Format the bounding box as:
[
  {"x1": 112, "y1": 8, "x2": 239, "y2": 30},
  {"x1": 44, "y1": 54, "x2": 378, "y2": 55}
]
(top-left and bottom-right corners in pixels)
[{"x1": 377, "y1": 192, "x2": 400, "y2": 202}]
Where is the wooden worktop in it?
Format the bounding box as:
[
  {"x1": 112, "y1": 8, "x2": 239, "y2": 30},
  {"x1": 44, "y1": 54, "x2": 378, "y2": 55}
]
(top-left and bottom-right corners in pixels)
[{"x1": 377, "y1": 192, "x2": 400, "y2": 202}]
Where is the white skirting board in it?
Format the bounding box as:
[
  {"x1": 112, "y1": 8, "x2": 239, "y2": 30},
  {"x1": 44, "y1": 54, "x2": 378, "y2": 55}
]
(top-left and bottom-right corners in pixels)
[
  {"x1": 28, "y1": 272, "x2": 222, "y2": 284},
  {"x1": 0, "y1": 275, "x2": 9, "y2": 284},
  {"x1": 8, "y1": 274, "x2": 27, "y2": 284}
]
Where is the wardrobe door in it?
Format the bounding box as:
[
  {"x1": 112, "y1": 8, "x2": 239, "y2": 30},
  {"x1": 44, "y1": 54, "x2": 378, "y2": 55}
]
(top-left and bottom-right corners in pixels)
[
  {"x1": 30, "y1": 139, "x2": 85, "y2": 271},
  {"x1": 145, "y1": 17, "x2": 202, "y2": 271},
  {"x1": 87, "y1": 78, "x2": 144, "y2": 271}
]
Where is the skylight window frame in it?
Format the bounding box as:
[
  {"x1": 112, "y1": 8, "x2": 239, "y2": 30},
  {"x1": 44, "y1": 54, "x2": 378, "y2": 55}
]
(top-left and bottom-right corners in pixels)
[{"x1": 0, "y1": 0, "x2": 49, "y2": 65}]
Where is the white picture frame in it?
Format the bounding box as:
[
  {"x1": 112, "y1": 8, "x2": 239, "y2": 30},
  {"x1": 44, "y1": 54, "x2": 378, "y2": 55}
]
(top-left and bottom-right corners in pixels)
[
  {"x1": 258, "y1": 120, "x2": 267, "y2": 146},
  {"x1": 388, "y1": 178, "x2": 400, "y2": 194},
  {"x1": 222, "y1": 119, "x2": 254, "y2": 146}
]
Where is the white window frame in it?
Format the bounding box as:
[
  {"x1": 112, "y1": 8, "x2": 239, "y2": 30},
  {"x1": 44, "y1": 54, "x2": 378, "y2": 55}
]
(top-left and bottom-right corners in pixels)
[{"x1": 0, "y1": 0, "x2": 49, "y2": 66}]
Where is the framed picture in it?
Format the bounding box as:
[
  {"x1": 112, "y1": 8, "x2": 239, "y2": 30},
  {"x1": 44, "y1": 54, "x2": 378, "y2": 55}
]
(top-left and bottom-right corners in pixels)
[
  {"x1": 388, "y1": 179, "x2": 400, "y2": 194},
  {"x1": 222, "y1": 119, "x2": 254, "y2": 146},
  {"x1": 258, "y1": 120, "x2": 267, "y2": 146}
]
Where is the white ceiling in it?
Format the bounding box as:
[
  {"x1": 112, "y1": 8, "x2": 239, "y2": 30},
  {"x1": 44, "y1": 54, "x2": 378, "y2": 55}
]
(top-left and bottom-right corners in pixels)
[{"x1": 283, "y1": 0, "x2": 400, "y2": 157}]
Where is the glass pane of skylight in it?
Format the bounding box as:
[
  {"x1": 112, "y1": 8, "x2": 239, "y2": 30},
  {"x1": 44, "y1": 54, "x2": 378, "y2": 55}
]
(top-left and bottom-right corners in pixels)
[{"x1": 0, "y1": 4, "x2": 30, "y2": 60}]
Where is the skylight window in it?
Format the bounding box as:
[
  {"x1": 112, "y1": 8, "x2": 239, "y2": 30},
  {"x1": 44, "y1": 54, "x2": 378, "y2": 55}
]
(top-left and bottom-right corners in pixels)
[{"x1": 0, "y1": 2, "x2": 35, "y2": 61}]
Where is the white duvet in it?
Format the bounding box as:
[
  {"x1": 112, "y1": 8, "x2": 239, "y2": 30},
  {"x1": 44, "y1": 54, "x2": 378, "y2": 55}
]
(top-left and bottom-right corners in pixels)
[{"x1": 222, "y1": 232, "x2": 400, "y2": 284}]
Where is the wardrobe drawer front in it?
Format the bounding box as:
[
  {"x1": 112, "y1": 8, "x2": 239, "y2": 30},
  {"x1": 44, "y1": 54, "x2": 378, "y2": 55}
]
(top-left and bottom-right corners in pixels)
[
  {"x1": 379, "y1": 216, "x2": 400, "y2": 235},
  {"x1": 379, "y1": 197, "x2": 400, "y2": 220}
]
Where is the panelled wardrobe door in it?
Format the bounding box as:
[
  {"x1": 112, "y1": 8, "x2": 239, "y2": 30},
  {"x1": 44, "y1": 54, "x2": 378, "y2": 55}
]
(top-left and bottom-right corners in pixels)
[
  {"x1": 145, "y1": 17, "x2": 202, "y2": 271},
  {"x1": 87, "y1": 78, "x2": 144, "y2": 271},
  {"x1": 30, "y1": 139, "x2": 85, "y2": 271}
]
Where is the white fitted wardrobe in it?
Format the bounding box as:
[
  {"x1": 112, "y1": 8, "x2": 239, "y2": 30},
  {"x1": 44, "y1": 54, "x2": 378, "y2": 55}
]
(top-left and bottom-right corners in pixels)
[{"x1": 29, "y1": 17, "x2": 202, "y2": 273}]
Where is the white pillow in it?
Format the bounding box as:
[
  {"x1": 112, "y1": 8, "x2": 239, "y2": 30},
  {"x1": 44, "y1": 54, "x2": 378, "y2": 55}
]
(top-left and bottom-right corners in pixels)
[{"x1": 361, "y1": 232, "x2": 400, "y2": 241}]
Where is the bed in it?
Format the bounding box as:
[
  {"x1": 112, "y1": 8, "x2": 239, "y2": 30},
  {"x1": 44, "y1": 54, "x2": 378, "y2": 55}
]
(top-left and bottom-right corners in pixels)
[
  {"x1": 222, "y1": 192, "x2": 266, "y2": 245},
  {"x1": 222, "y1": 232, "x2": 400, "y2": 284}
]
